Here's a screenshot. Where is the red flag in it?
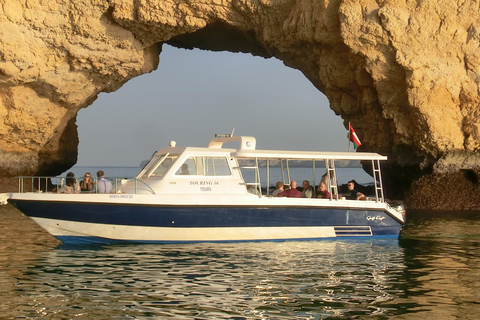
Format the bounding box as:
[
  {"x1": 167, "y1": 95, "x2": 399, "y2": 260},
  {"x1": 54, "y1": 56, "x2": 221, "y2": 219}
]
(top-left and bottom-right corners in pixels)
[{"x1": 349, "y1": 124, "x2": 362, "y2": 149}]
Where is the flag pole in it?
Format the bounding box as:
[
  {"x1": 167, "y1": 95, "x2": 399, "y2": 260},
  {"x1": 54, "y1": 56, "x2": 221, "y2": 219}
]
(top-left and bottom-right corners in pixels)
[{"x1": 348, "y1": 122, "x2": 351, "y2": 152}]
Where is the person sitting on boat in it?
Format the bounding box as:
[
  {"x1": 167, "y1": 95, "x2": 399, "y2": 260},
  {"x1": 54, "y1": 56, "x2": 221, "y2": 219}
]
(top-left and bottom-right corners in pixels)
[
  {"x1": 180, "y1": 163, "x2": 190, "y2": 175},
  {"x1": 344, "y1": 180, "x2": 364, "y2": 200},
  {"x1": 320, "y1": 172, "x2": 329, "y2": 187},
  {"x1": 316, "y1": 182, "x2": 331, "y2": 199},
  {"x1": 96, "y1": 170, "x2": 112, "y2": 193},
  {"x1": 272, "y1": 181, "x2": 284, "y2": 197},
  {"x1": 80, "y1": 172, "x2": 94, "y2": 192},
  {"x1": 301, "y1": 180, "x2": 313, "y2": 198},
  {"x1": 278, "y1": 180, "x2": 301, "y2": 198},
  {"x1": 59, "y1": 172, "x2": 80, "y2": 194}
]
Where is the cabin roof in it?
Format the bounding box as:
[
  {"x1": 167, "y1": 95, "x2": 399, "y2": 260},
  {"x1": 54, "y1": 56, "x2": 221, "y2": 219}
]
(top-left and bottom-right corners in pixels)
[
  {"x1": 234, "y1": 149, "x2": 387, "y2": 161},
  {"x1": 164, "y1": 148, "x2": 387, "y2": 161},
  {"x1": 158, "y1": 136, "x2": 387, "y2": 161}
]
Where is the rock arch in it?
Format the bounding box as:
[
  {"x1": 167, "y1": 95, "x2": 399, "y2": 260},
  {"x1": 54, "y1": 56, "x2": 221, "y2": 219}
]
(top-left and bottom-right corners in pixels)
[{"x1": 1, "y1": 0, "x2": 479, "y2": 209}]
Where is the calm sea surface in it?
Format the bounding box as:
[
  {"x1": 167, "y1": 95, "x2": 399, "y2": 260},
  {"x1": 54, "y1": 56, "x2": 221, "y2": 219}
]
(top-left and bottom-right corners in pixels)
[{"x1": 2, "y1": 167, "x2": 479, "y2": 319}]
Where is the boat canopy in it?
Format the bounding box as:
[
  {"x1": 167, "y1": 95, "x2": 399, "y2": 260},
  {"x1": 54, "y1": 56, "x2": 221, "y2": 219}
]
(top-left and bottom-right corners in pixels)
[
  {"x1": 234, "y1": 149, "x2": 387, "y2": 161},
  {"x1": 206, "y1": 135, "x2": 387, "y2": 161}
]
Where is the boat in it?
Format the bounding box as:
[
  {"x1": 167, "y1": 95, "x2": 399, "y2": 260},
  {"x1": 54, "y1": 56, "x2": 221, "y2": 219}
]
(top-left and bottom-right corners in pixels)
[{"x1": 2, "y1": 134, "x2": 405, "y2": 244}]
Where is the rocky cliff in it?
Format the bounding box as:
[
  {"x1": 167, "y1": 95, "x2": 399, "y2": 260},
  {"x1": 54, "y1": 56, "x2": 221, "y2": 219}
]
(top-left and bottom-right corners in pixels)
[{"x1": 1, "y1": 0, "x2": 479, "y2": 209}]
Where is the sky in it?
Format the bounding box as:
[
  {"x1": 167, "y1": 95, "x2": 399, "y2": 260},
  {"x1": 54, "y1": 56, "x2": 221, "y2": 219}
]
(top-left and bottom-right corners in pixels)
[{"x1": 76, "y1": 45, "x2": 347, "y2": 166}]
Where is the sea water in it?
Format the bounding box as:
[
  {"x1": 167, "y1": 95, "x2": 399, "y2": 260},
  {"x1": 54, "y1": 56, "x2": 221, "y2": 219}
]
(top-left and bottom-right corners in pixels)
[
  {"x1": 1, "y1": 206, "x2": 480, "y2": 319},
  {"x1": 2, "y1": 167, "x2": 480, "y2": 319}
]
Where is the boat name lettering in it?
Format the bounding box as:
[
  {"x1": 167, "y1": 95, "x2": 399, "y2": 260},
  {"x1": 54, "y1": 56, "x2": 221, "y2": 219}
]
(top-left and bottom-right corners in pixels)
[
  {"x1": 109, "y1": 194, "x2": 134, "y2": 199},
  {"x1": 200, "y1": 187, "x2": 212, "y2": 192},
  {"x1": 366, "y1": 216, "x2": 386, "y2": 221},
  {"x1": 190, "y1": 181, "x2": 219, "y2": 186}
]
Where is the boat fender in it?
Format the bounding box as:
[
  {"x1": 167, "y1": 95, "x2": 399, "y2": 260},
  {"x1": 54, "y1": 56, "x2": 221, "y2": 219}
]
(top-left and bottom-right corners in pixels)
[{"x1": 0, "y1": 193, "x2": 10, "y2": 205}]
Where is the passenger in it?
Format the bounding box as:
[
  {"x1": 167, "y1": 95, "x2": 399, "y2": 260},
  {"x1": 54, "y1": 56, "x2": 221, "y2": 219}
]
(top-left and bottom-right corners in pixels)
[
  {"x1": 272, "y1": 181, "x2": 284, "y2": 197},
  {"x1": 246, "y1": 185, "x2": 257, "y2": 194},
  {"x1": 344, "y1": 180, "x2": 364, "y2": 200},
  {"x1": 316, "y1": 182, "x2": 331, "y2": 199},
  {"x1": 278, "y1": 180, "x2": 301, "y2": 198},
  {"x1": 80, "y1": 172, "x2": 94, "y2": 192},
  {"x1": 320, "y1": 173, "x2": 329, "y2": 187},
  {"x1": 301, "y1": 180, "x2": 313, "y2": 198},
  {"x1": 96, "y1": 170, "x2": 112, "y2": 193},
  {"x1": 59, "y1": 172, "x2": 80, "y2": 194},
  {"x1": 181, "y1": 163, "x2": 190, "y2": 175}
]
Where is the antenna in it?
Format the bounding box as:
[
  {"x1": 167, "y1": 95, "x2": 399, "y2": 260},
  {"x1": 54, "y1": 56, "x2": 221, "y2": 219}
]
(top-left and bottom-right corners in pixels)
[{"x1": 215, "y1": 128, "x2": 236, "y2": 138}]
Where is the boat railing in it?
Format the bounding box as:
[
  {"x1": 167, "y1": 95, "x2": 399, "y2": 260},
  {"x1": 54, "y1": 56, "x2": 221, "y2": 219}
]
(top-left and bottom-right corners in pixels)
[
  {"x1": 12, "y1": 176, "x2": 156, "y2": 195},
  {"x1": 14, "y1": 176, "x2": 57, "y2": 193}
]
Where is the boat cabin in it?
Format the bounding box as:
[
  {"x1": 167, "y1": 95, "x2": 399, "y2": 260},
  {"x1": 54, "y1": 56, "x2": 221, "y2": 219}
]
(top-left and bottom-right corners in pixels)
[{"x1": 120, "y1": 135, "x2": 388, "y2": 203}]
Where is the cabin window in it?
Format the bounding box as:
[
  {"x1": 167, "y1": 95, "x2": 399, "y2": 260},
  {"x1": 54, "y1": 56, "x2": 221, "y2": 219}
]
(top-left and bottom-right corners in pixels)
[
  {"x1": 149, "y1": 155, "x2": 178, "y2": 177},
  {"x1": 138, "y1": 154, "x2": 162, "y2": 177},
  {"x1": 205, "y1": 157, "x2": 231, "y2": 176},
  {"x1": 176, "y1": 156, "x2": 231, "y2": 176},
  {"x1": 175, "y1": 157, "x2": 195, "y2": 175}
]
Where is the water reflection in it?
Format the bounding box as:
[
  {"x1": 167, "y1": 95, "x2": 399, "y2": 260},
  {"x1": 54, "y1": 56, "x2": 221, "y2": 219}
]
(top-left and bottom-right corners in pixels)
[
  {"x1": 1, "y1": 205, "x2": 480, "y2": 319},
  {"x1": 395, "y1": 211, "x2": 480, "y2": 320},
  {"x1": 6, "y1": 241, "x2": 406, "y2": 319}
]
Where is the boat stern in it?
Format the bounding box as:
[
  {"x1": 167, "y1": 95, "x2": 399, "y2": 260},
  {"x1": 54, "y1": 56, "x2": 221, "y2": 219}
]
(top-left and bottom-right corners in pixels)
[{"x1": 386, "y1": 200, "x2": 406, "y2": 223}]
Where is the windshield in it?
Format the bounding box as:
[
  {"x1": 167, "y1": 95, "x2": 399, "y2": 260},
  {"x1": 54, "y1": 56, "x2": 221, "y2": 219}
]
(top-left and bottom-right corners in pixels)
[
  {"x1": 150, "y1": 156, "x2": 177, "y2": 177},
  {"x1": 137, "y1": 154, "x2": 178, "y2": 179}
]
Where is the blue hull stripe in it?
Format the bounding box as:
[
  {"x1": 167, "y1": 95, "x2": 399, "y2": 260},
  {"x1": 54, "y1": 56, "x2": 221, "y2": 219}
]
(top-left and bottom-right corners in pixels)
[{"x1": 10, "y1": 200, "x2": 402, "y2": 236}]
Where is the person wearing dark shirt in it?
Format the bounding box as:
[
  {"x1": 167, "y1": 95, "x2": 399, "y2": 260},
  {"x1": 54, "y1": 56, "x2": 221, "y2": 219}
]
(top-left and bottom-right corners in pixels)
[
  {"x1": 80, "y1": 172, "x2": 94, "y2": 192},
  {"x1": 344, "y1": 180, "x2": 364, "y2": 200},
  {"x1": 278, "y1": 180, "x2": 301, "y2": 198}
]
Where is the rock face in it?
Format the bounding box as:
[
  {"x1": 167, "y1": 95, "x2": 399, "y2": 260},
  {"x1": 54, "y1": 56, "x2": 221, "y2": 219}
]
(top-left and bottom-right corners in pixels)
[{"x1": 1, "y1": 0, "x2": 479, "y2": 209}]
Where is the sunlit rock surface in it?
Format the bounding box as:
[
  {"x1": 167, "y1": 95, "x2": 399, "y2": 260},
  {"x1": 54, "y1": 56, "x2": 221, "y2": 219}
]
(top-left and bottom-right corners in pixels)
[{"x1": 0, "y1": 0, "x2": 479, "y2": 209}]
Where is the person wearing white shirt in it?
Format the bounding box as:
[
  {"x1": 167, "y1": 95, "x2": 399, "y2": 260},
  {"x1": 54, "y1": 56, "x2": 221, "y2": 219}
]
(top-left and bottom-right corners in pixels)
[{"x1": 96, "y1": 170, "x2": 112, "y2": 193}]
